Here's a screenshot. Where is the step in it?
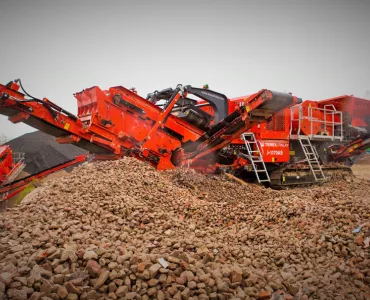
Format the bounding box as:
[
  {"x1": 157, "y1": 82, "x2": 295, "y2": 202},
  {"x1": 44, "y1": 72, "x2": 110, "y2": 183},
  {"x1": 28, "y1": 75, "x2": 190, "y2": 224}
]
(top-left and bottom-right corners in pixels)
[{"x1": 305, "y1": 152, "x2": 315, "y2": 155}]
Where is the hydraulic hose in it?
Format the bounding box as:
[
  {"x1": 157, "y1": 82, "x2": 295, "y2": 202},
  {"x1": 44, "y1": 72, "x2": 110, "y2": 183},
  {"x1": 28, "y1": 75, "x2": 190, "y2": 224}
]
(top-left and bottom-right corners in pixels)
[
  {"x1": 14, "y1": 79, "x2": 79, "y2": 120},
  {"x1": 14, "y1": 79, "x2": 58, "y2": 119}
]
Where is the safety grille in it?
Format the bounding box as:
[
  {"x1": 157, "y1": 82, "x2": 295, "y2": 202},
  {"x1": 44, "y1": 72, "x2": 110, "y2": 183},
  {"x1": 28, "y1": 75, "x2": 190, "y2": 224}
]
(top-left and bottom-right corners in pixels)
[{"x1": 266, "y1": 110, "x2": 285, "y2": 131}]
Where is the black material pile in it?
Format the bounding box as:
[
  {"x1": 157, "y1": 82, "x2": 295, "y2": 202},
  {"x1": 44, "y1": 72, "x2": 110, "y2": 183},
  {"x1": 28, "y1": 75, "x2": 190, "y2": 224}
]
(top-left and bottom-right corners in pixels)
[{"x1": 7, "y1": 131, "x2": 87, "y2": 174}]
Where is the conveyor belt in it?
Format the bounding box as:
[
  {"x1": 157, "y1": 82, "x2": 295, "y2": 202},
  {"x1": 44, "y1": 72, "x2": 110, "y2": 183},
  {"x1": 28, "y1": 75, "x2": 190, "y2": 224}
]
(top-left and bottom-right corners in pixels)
[
  {"x1": 180, "y1": 90, "x2": 298, "y2": 163},
  {"x1": 0, "y1": 106, "x2": 112, "y2": 154}
]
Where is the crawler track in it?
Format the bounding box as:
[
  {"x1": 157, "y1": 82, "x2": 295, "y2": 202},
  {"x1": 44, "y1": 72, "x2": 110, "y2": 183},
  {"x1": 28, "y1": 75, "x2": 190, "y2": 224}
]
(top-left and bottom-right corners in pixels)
[{"x1": 269, "y1": 164, "x2": 353, "y2": 189}]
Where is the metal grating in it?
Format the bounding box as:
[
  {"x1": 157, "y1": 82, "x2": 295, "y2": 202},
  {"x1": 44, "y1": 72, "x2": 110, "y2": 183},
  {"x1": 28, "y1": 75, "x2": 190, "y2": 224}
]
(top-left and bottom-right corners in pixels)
[{"x1": 266, "y1": 110, "x2": 285, "y2": 131}]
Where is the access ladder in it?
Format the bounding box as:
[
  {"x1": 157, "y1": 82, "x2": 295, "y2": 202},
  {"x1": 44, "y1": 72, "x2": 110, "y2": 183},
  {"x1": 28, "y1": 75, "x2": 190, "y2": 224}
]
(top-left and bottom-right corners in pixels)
[
  {"x1": 241, "y1": 133, "x2": 270, "y2": 183},
  {"x1": 298, "y1": 136, "x2": 326, "y2": 181}
]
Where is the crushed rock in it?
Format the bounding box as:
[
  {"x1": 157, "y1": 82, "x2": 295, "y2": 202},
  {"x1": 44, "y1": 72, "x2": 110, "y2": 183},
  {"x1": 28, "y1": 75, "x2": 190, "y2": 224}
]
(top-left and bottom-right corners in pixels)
[{"x1": 0, "y1": 157, "x2": 370, "y2": 300}]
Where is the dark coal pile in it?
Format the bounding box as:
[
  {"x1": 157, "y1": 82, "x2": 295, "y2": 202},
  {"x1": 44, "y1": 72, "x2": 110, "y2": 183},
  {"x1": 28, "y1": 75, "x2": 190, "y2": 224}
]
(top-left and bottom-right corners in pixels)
[
  {"x1": 0, "y1": 158, "x2": 369, "y2": 300},
  {"x1": 7, "y1": 131, "x2": 87, "y2": 174}
]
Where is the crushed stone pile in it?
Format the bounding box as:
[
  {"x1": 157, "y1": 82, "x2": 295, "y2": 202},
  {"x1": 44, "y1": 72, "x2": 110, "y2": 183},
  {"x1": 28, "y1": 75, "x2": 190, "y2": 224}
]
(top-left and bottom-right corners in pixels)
[
  {"x1": 7, "y1": 131, "x2": 87, "y2": 174},
  {"x1": 0, "y1": 158, "x2": 370, "y2": 300}
]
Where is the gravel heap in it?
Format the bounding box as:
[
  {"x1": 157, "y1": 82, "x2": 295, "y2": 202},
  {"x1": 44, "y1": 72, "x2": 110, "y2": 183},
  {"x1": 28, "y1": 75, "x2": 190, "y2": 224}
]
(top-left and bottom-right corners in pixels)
[
  {"x1": 7, "y1": 131, "x2": 87, "y2": 174},
  {"x1": 0, "y1": 158, "x2": 369, "y2": 300}
]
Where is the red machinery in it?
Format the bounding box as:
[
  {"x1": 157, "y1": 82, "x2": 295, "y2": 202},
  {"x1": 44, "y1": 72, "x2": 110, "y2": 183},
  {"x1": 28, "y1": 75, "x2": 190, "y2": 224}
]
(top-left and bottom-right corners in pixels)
[
  {"x1": 0, "y1": 79, "x2": 369, "y2": 188},
  {"x1": 233, "y1": 94, "x2": 370, "y2": 186},
  {"x1": 0, "y1": 154, "x2": 88, "y2": 201},
  {"x1": 0, "y1": 80, "x2": 300, "y2": 174},
  {"x1": 0, "y1": 144, "x2": 25, "y2": 185}
]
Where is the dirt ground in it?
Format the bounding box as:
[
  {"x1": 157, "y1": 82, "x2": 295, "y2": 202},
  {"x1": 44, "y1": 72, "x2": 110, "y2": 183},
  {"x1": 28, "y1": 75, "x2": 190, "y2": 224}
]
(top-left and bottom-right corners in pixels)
[
  {"x1": 352, "y1": 164, "x2": 370, "y2": 181},
  {"x1": 352, "y1": 153, "x2": 370, "y2": 180}
]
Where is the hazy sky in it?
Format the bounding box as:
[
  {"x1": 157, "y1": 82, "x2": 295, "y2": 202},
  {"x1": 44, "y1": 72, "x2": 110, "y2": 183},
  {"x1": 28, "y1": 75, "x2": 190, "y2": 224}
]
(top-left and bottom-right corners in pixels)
[{"x1": 0, "y1": 0, "x2": 369, "y2": 139}]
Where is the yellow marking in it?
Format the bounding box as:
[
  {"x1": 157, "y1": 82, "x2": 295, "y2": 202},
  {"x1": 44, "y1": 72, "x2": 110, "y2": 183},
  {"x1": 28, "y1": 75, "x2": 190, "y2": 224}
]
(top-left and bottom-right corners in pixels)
[
  {"x1": 282, "y1": 175, "x2": 286, "y2": 182},
  {"x1": 246, "y1": 105, "x2": 250, "y2": 112},
  {"x1": 64, "y1": 123, "x2": 70, "y2": 130},
  {"x1": 272, "y1": 157, "x2": 275, "y2": 162},
  {"x1": 290, "y1": 150, "x2": 295, "y2": 155}
]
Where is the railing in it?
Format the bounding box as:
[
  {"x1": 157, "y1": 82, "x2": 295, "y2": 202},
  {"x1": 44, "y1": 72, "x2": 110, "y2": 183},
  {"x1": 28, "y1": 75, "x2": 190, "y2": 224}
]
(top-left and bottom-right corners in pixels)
[
  {"x1": 290, "y1": 105, "x2": 343, "y2": 141},
  {"x1": 310, "y1": 105, "x2": 343, "y2": 141},
  {"x1": 12, "y1": 152, "x2": 25, "y2": 165},
  {"x1": 290, "y1": 106, "x2": 302, "y2": 137}
]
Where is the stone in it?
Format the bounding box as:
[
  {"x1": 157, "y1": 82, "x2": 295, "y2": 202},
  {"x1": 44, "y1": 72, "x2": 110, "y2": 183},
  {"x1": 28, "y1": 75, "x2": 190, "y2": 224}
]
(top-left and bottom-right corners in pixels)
[
  {"x1": 115, "y1": 285, "x2": 128, "y2": 297},
  {"x1": 109, "y1": 269, "x2": 119, "y2": 281},
  {"x1": 158, "y1": 258, "x2": 169, "y2": 268},
  {"x1": 147, "y1": 287, "x2": 157, "y2": 296},
  {"x1": 137, "y1": 262, "x2": 146, "y2": 272},
  {"x1": 66, "y1": 294, "x2": 78, "y2": 300},
  {"x1": 52, "y1": 274, "x2": 65, "y2": 285},
  {"x1": 149, "y1": 264, "x2": 161, "y2": 278},
  {"x1": 86, "y1": 290, "x2": 100, "y2": 299},
  {"x1": 65, "y1": 282, "x2": 81, "y2": 294},
  {"x1": 188, "y1": 281, "x2": 197, "y2": 289},
  {"x1": 0, "y1": 272, "x2": 12, "y2": 287},
  {"x1": 83, "y1": 250, "x2": 98, "y2": 260},
  {"x1": 28, "y1": 265, "x2": 52, "y2": 286},
  {"x1": 217, "y1": 281, "x2": 229, "y2": 292},
  {"x1": 12, "y1": 290, "x2": 28, "y2": 300},
  {"x1": 86, "y1": 260, "x2": 101, "y2": 278},
  {"x1": 181, "y1": 287, "x2": 190, "y2": 298},
  {"x1": 40, "y1": 279, "x2": 52, "y2": 294},
  {"x1": 18, "y1": 266, "x2": 31, "y2": 276},
  {"x1": 9, "y1": 281, "x2": 22, "y2": 288},
  {"x1": 29, "y1": 292, "x2": 43, "y2": 300},
  {"x1": 259, "y1": 290, "x2": 271, "y2": 299},
  {"x1": 148, "y1": 278, "x2": 159, "y2": 287},
  {"x1": 199, "y1": 273, "x2": 210, "y2": 283},
  {"x1": 13, "y1": 276, "x2": 27, "y2": 286},
  {"x1": 57, "y1": 286, "x2": 68, "y2": 299},
  {"x1": 157, "y1": 290, "x2": 166, "y2": 300},
  {"x1": 354, "y1": 235, "x2": 364, "y2": 246},
  {"x1": 94, "y1": 270, "x2": 109, "y2": 290},
  {"x1": 230, "y1": 267, "x2": 243, "y2": 283},
  {"x1": 167, "y1": 256, "x2": 180, "y2": 264},
  {"x1": 108, "y1": 262, "x2": 118, "y2": 270},
  {"x1": 60, "y1": 250, "x2": 78, "y2": 263},
  {"x1": 108, "y1": 282, "x2": 117, "y2": 293},
  {"x1": 125, "y1": 292, "x2": 137, "y2": 299}
]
